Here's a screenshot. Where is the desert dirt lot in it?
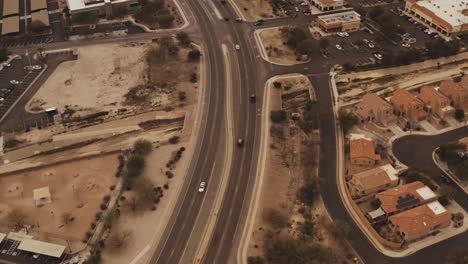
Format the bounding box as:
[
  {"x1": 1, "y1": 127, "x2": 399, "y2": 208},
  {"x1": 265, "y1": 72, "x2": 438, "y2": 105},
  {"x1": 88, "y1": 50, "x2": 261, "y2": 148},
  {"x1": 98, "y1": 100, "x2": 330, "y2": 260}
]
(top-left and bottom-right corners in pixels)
[
  {"x1": 29, "y1": 43, "x2": 148, "y2": 114},
  {"x1": 233, "y1": 0, "x2": 277, "y2": 20},
  {"x1": 257, "y1": 28, "x2": 304, "y2": 65},
  {"x1": 0, "y1": 154, "x2": 119, "y2": 251}
]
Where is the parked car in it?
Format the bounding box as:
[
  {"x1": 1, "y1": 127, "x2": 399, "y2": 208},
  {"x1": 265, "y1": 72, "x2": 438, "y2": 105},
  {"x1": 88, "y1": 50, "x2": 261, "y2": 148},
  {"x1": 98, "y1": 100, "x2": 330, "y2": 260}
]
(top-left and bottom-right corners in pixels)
[
  {"x1": 402, "y1": 43, "x2": 411, "y2": 48},
  {"x1": 440, "y1": 174, "x2": 452, "y2": 184},
  {"x1": 335, "y1": 44, "x2": 343, "y2": 50},
  {"x1": 374, "y1": 53, "x2": 383, "y2": 60},
  {"x1": 300, "y1": 2, "x2": 308, "y2": 5},
  {"x1": 235, "y1": 17, "x2": 242, "y2": 22},
  {"x1": 368, "y1": 42, "x2": 375, "y2": 48},
  {"x1": 9, "y1": 80, "x2": 19, "y2": 84},
  {"x1": 235, "y1": 44, "x2": 240, "y2": 50},
  {"x1": 32, "y1": 65, "x2": 42, "y2": 70},
  {"x1": 3, "y1": 63, "x2": 11, "y2": 67}
]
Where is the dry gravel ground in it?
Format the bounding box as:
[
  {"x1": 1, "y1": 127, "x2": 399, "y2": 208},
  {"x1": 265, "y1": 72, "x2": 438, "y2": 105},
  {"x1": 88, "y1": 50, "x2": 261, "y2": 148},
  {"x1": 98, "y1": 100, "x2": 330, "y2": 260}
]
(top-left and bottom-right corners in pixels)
[
  {"x1": 0, "y1": 154, "x2": 119, "y2": 252},
  {"x1": 29, "y1": 43, "x2": 148, "y2": 114}
]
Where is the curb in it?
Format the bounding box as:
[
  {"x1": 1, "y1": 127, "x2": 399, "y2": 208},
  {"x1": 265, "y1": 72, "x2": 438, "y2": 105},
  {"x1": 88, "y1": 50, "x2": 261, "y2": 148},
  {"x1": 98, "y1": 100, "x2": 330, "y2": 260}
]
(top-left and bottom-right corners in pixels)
[
  {"x1": 432, "y1": 149, "x2": 468, "y2": 196},
  {"x1": 237, "y1": 73, "x2": 307, "y2": 264}
]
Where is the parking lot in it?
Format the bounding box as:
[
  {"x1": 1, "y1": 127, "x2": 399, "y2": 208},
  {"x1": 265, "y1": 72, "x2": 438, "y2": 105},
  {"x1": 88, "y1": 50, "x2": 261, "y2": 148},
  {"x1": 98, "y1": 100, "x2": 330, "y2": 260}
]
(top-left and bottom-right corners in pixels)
[
  {"x1": 0, "y1": 239, "x2": 66, "y2": 264},
  {"x1": 0, "y1": 57, "x2": 45, "y2": 122},
  {"x1": 320, "y1": 29, "x2": 388, "y2": 66}
]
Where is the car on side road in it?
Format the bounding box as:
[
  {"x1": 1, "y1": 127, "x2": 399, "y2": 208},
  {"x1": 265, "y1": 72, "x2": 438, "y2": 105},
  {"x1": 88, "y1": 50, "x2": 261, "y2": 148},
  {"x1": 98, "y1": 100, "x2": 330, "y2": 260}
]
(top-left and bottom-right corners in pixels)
[
  {"x1": 237, "y1": 138, "x2": 244, "y2": 146},
  {"x1": 300, "y1": 2, "x2": 308, "y2": 5},
  {"x1": 440, "y1": 174, "x2": 452, "y2": 184},
  {"x1": 236, "y1": 17, "x2": 242, "y2": 22},
  {"x1": 254, "y1": 21, "x2": 263, "y2": 26},
  {"x1": 235, "y1": 44, "x2": 240, "y2": 50},
  {"x1": 3, "y1": 63, "x2": 11, "y2": 67},
  {"x1": 198, "y1": 182, "x2": 206, "y2": 192}
]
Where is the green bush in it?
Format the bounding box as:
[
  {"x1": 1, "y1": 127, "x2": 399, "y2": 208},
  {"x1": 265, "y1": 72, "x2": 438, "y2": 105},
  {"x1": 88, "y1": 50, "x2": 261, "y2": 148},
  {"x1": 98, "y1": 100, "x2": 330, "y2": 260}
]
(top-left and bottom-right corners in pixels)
[
  {"x1": 127, "y1": 155, "x2": 145, "y2": 178},
  {"x1": 270, "y1": 110, "x2": 287, "y2": 123},
  {"x1": 133, "y1": 139, "x2": 152, "y2": 156}
]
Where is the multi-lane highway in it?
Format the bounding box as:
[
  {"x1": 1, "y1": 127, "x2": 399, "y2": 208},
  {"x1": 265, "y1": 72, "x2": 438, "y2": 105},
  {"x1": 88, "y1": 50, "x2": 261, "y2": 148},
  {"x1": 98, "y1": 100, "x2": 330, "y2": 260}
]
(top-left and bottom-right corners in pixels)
[{"x1": 2, "y1": 0, "x2": 467, "y2": 262}]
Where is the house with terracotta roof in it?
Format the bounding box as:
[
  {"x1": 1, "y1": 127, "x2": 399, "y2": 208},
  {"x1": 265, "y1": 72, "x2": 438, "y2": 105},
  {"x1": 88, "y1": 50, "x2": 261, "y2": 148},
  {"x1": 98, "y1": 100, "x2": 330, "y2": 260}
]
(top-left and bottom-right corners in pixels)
[
  {"x1": 390, "y1": 89, "x2": 427, "y2": 123},
  {"x1": 310, "y1": 0, "x2": 343, "y2": 11},
  {"x1": 367, "y1": 181, "x2": 437, "y2": 221},
  {"x1": 355, "y1": 93, "x2": 397, "y2": 126},
  {"x1": 348, "y1": 164, "x2": 399, "y2": 197},
  {"x1": 417, "y1": 85, "x2": 454, "y2": 118},
  {"x1": 387, "y1": 201, "x2": 451, "y2": 242},
  {"x1": 439, "y1": 80, "x2": 468, "y2": 110},
  {"x1": 349, "y1": 134, "x2": 381, "y2": 166}
]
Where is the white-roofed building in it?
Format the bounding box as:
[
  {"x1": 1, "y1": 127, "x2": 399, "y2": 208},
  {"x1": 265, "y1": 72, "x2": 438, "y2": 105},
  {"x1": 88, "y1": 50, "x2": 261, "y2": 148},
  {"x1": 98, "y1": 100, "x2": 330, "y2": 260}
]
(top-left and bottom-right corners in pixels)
[
  {"x1": 18, "y1": 238, "x2": 66, "y2": 258},
  {"x1": 65, "y1": 0, "x2": 138, "y2": 19},
  {"x1": 33, "y1": 186, "x2": 52, "y2": 206},
  {"x1": 405, "y1": 0, "x2": 468, "y2": 37}
]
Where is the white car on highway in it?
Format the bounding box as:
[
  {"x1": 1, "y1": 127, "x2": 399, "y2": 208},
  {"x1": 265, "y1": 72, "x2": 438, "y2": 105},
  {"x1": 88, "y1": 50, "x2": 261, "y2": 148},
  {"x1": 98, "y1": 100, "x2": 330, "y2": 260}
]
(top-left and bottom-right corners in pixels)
[
  {"x1": 235, "y1": 44, "x2": 240, "y2": 50},
  {"x1": 198, "y1": 182, "x2": 206, "y2": 193}
]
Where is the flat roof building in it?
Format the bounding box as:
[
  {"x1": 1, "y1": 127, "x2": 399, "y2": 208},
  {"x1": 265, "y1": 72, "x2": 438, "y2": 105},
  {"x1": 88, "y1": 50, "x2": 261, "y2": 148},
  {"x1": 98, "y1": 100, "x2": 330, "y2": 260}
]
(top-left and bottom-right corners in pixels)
[
  {"x1": 31, "y1": 0, "x2": 48, "y2": 11},
  {"x1": 316, "y1": 11, "x2": 361, "y2": 32},
  {"x1": 66, "y1": 0, "x2": 138, "y2": 19},
  {"x1": 18, "y1": 238, "x2": 66, "y2": 258},
  {"x1": 3, "y1": 0, "x2": 19, "y2": 16},
  {"x1": 388, "y1": 201, "x2": 451, "y2": 242},
  {"x1": 405, "y1": 0, "x2": 468, "y2": 36},
  {"x1": 33, "y1": 186, "x2": 51, "y2": 207},
  {"x1": 310, "y1": 0, "x2": 344, "y2": 11},
  {"x1": 1, "y1": 16, "x2": 20, "y2": 35}
]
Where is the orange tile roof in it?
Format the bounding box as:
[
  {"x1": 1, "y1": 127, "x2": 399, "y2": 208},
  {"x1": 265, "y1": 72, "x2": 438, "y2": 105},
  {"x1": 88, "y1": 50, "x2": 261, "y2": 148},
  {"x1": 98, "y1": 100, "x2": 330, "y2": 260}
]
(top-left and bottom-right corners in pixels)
[
  {"x1": 388, "y1": 201, "x2": 451, "y2": 238},
  {"x1": 350, "y1": 138, "x2": 381, "y2": 162},
  {"x1": 357, "y1": 93, "x2": 393, "y2": 114},
  {"x1": 352, "y1": 165, "x2": 397, "y2": 191},
  {"x1": 376, "y1": 181, "x2": 429, "y2": 214},
  {"x1": 418, "y1": 86, "x2": 450, "y2": 106},
  {"x1": 390, "y1": 89, "x2": 424, "y2": 109},
  {"x1": 439, "y1": 80, "x2": 468, "y2": 98}
]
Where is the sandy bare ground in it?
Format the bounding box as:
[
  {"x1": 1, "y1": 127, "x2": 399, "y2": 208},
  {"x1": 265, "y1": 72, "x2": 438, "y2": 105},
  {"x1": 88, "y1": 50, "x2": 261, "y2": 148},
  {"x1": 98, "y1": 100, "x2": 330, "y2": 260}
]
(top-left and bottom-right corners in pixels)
[
  {"x1": 233, "y1": 0, "x2": 278, "y2": 20},
  {"x1": 29, "y1": 43, "x2": 148, "y2": 113},
  {"x1": 0, "y1": 154, "x2": 119, "y2": 251},
  {"x1": 258, "y1": 28, "x2": 303, "y2": 65}
]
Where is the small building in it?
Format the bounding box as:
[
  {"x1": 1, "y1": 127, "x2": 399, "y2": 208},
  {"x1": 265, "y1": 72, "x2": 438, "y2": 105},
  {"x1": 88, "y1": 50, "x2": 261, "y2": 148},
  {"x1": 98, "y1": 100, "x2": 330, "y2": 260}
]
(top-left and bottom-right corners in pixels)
[
  {"x1": 368, "y1": 181, "x2": 437, "y2": 221},
  {"x1": 439, "y1": 80, "x2": 468, "y2": 110},
  {"x1": 388, "y1": 201, "x2": 451, "y2": 242},
  {"x1": 310, "y1": 0, "x2": 343, "y2": 12},
  {"x1": 316, "y1": 11, "x2": 361, "y2": 32},
  {"x1": 417, "y1": 85, "x2": 454, "y2": 118},
  {"x1": 349, "y1": 134, "x2": 381, "y2": 166},
  {"x1": 66, "y1": 0, "x2": 139, "y2": 20},
  {"x1": 33, "y1": 187, "x2": 51, "y2": 207},
  {"x1": 355, "y1": 93, "x2": 397, "y2": 126},
  {"x1": 404, "y1": 0, "x2": 468, "y2": 37},
  {"x1": 1, "y1": 16, "x2": 20, "y2": 35},
  {"x1": 349, "y1": 164, "x2": 399, "y2": 197},
  {"x1": 18, "y1": 238, "x2": 66, "y2": 258},
  {"x1": 390, "y1": 89, "x2": 427, "y2": 123}
]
